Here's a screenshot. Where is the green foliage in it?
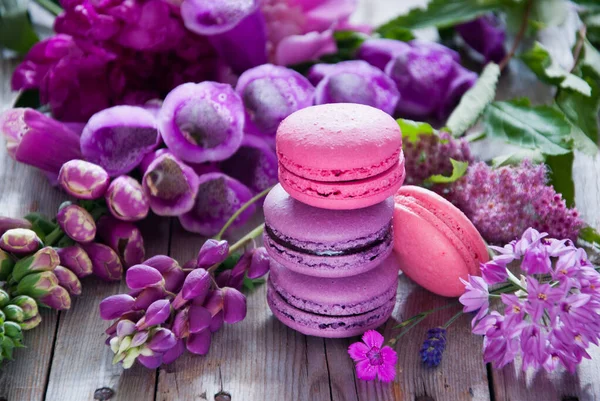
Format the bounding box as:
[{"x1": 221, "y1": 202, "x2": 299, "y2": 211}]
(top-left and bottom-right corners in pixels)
[
  {"x1": 425, "y1": 159, "x2": 469, "y2": 184},
  {"x1": 579, "y1": 226, "x2": 600, "y2": 252},
  {"x1": 376, "y1": 26, "x2": 415, "y2": 41},
  {"x1": 545, "y1": 152, "x2": 575, "y2": 207},
  {"x1": 446, "y1": 63, "x2": 500, "y2": 137},
  {"x1": 0, "y1": 0, "x2": 38, "y2": 54},
  {"x1": 490, "y1": 149, "x2": 544, "y2": 167},
  {"x1": 397, "y1": 119, "x2": 434, "y2": 142}
]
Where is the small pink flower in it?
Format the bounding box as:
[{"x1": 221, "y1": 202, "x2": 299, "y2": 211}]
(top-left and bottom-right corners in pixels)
[
  {"x1": 481, "y1": 261, "x2": 508, "y2": 285},
  {"x1": 348, "y1": 330, "x2": 397, "y2": 382}
]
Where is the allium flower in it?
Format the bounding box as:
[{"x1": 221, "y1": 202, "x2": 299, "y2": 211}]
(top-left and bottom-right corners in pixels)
[
  {"x1": 419, "y1": 328, "x2": 447, "y2": 367},
  {"x1": 461, "y1": 228, "x2": 600, "y2": 373},
  {"x1": 448, "y1": 161, "x2": 584, "y2": 244},
  {"x1": 348, "y1": 330, "x2": 397, "y2": 382},
  {"x1": 456, "y1": 15, "x2": 506, "y2": 64}
]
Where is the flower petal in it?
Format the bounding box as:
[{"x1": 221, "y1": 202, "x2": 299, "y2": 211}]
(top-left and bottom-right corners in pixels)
[
  {"x1": 347, "y1": 342, "x2": 369, "y2": 362},
  {"x1": 355, "y1": 359, "x2": 377, "y2": 381},
  {"x1": 376, "y1": 361, "x2": 396, "y2": 382},
  {"x1": 362, "y1": 330, "x2": 384, "y2": 348}
]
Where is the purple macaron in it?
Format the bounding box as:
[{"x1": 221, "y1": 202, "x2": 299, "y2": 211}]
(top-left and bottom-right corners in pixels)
[
  {"x1": 263, "y1": 184, "x2": 394, "y2": 278},
  {"x1": 267, "y1": 254, "x2": 399, "y2": 338}
]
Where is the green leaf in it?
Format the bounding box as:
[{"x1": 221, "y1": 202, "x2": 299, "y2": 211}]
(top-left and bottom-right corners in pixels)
[
  {"x1": 529, "y1": 0, "x2": 568, "y2": 30},
  {"x1": 397, "y1": 119, "x2": 434, "y2": 142},
  {"x1": 545, "y1": 152, "x2": 575, "y2": 207},
  {"x1": 242, "y1": 276, "x2": 265, "y2": 293},
  {"x1": 376, "y1": 0, "x2": 502, "y2": 33},
  {"x1": 483, "y1": 99, "x2": 573, "y2": 155},
  {"x1": 377, "y1": 26, "x2": 415, "y2": 41},
  {"x1": 490, "y1": 149, "x2": 544, "y2": 167},
  {"x1": 446, "y1": 62, "x2": 500, "y2": 136},
  {"x1": 582, "y1": 40, "x2": 600, "y2": 79},
  {"x1": 578, "y1": 226, "x2": 600, "y2": 252},
  {"x1": 521, "y1": 42, "x2": 592, "y2": 96},
  {"x1": 0, "y1": 0, "x2": 39, "y2": 54},
  {"x1": 425, "y1": 159, "x2": 468, "y2": 184}
]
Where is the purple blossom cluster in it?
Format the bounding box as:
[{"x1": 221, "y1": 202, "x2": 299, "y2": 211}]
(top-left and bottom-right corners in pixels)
[
  {"x1": 449, "y1": 161, "x2": 584, "y2": 244},
  {"x1": 99, "y1": 240, "x2": 269, "y2": 369},
  {"x1": 460, "y1": 228, "x2": 600, "y2": 372}
]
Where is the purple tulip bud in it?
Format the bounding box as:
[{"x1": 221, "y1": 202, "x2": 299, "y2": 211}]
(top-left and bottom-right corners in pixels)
[
  {"x1": 143, "y1": 255, "x2": 185, "y2": 292},
  {"x1": 188, "y1": 304, "x2": 211, "y2": 333},
  {"x1": 385, "y1": 40, "x2": 477, "y2": 120},
  {"x1": 235, "y1": 64, "x2": 315, "y2": 137},
  {"x1": 97, "y1": 216, "x2": 145, "y2": 268},
  {"x1": 130, "y1": 330, "x2": 149, "y2": 347},
  {"x1": 172, "y1": 307, "x2": 190, "y2": 338},
  {"x1": 179, "y1": 173, "x2": 254, "y2": 236},
  {"x1": 456, "y1": 15, "x2": 506, "y2": 63},
  {"x1": 105, "y1": 176, "x2": 150, "y2": 222},
  {"x1": 58, "y1": 159, "x2": 110, "y2": 200},
  {"x1": 100, "y1": 294, "x2": 135, "y2": 320},
  {"x1": 57, "y1": 246, "x2": 93, "y2": 278},
  {"x1": 0, "y1": 108, "x2": 82, "y2": 174},
  {"x1": 15, "y1": 271, "x2": 59, "y2": 298},
  {"x1": 158, "y1": 82, "x2": 245, "y2": 164},
  {"x1": 248, "y1": 247, "x2": 269, "y2": 279},
  {"x1": 222, "y1": 287, "x2": 246, "y2": 324},
  {"x1": 137, "y1": 354, "x2": 163, "y2": 369},
  {"x1": 53, "y1": 266, "x2": 82, "y2": 295},
  {"x1": 356, "y1": 38, "x2": 411, "y2": 71},
  {"x1": 132, "y1": 286, "x2": 167, "y2": 311},
  {"x1": 0, "y1": 228, "x2": 42, "y2": 254},
  {"x1": 136, "y1": 299, "x2": 171, "y2": 330},
  {"x1": 219, "y1": 134, "x2": 278, "y2": 194},
  {"x1": 209, "y1": 310, "x2": 224, "y2": 333},
  {"x1": 11, "y1": 246, "x2": 60, "y2": 282},
  {"x1": 126, "y1": 264, "x2": 164, "y2": 290},
  {"x1": 83, "y1": 243, "x2": 123, "y2": 281},
  {"x1": 39, "y1": 285, "x2": 71, "y2": 310},
  {"x1": 309, "y1": 60, "x2": 399, "y2": 115},
  {"x1": 0, "y1": 216, "x2": 32, "y2": 237},
  {"x1": 186, "y1": 329, "x2": 211, "y2": 355},
  {"x1": 80, "y1": 106, "x2": 160, "y2": 176},
  {"x1": 162, "y1": 339, "x2": 185, "y2": 364},
  {"x1": 116, "y1": 319, "x2": 137, "y2": 338},
  {"x1": 10, "y1": 295, "x2": 38, "y2": 320},
  {"x1": 197, "y1": 239, "x2": 229, "y2": 269},
  {"x1": 181, "y1": 0, "x2": 257, "y2": 35},
  {"x1": 20, "y1": 314, "x2": 42, "y2": 330},
  {"x1": 56, "y1": 204, "x2": 97, "y2": 243},
  {"x1": 142, "y1": 151, "x2": 200, "y2": 216},
  {"x1": 147, "y1": 328, "x2": 177, "y2": 352},
  {"x1": 180, "y1": 268, "x2": 210, "y2": 301}
]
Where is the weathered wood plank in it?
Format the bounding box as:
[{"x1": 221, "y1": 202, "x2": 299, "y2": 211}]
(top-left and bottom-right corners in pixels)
[
  {"x1": 44, "y1": 215, "x2": 169, "y2": 401},
  {"x1": 0, "y1": 57, "x2": 63, "y2": 401}
]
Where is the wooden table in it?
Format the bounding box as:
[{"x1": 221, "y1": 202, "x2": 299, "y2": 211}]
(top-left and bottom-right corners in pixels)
[{"x1": 1, "y1": 2, "x2": 600, "y2": 400}]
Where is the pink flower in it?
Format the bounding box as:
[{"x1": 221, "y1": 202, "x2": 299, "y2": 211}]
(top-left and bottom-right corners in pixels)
[
  {"x1": 525, "y1": 277, "x2": 563, "y2": 322},
  {"x1": 480, "y1": 261, "x2": 508, "y2": 285},
  {"x1": 348, "y1": 330, "x2": 397, "y2": 382},
  {"x1": 459, "y1": 275, "x2": 489, "y2": 324}
]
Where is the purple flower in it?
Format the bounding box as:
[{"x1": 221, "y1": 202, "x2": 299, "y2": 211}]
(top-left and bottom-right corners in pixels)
[
  {"x1": 500, "y1": 294, "x2": 525, "y2": 329},
  {"x1": 480, "y1": 261, "x2": 508, "y2": 285},
  {"x1": 0, "y1": 228, "x2": 42, "y2": 255},
  {"x1": 357, "y1": 39, "x2": 411, "y2": 70},
  {"x1": 147, "y1": 328, "x2": 177, "y2": 352},
  {"x1": 57, "y1": 245, "x2": 93, "y2": 278},
  {"x1": 456, "y1": 15, "x2": 506, "y2": 63},
  {"x1": 56, "y1": 204, "x2": 97, "y2": 244},
  {"x1": 181, "y1": 0, "x2": 259, "y2": 35},
  {"x1": 197, "y1": 239, "x2": 229, "y2": 269},
  {"x1": 143, "y1": 255, "x2": 185, "y2": 293},
  {"x1": 39, "y1": 286, "x2": 72, "y2": 310},
  {"x1": 83, "y1": 242, "x2": 123, "y2": 281},
  {"x1": 126, "y1": 265, "x2": 165, "y2": 290},
  {"x1": 58, "y1": 160, "x2": 110, "y2": 200},
  {"x1": 525, "y1": 277, "x2": 563, "y2": 322},
  {"x1": 522, "y1": 244, "x2": 551, "y2": 274},
  {"x1": 348, "y1": 330, "x2": 397, "y2": 382},
  {"x1": 222, "y1": 287, "x2": 246, "y2": 324},
  {"x1": 96, "y1": 216, "x2": 145, "y2": 268},
  {"x1": 0, "y1": 216, "x2": 32, "y2": 237},
  {"x1": 100, "y1": 294, "x2": 135, "y2": 320},
  {"x1": 54, "y1": 266, "x2": 82, "y2": 295},
  {"x1": 186, "y1": 329, "x2": 211, "y2": 355},
  {"x1": 136, "y1": 299, "x2": 171, "y2": 330},
  {"x1": 178, "y1": 268, "x2": 210, "y2": 303},
  {"x1": 188, "y1": 304, "x2": 212, "y2": 333},
  {"x1": 419, "y1": 328, "x2": 447, "y2": 368},
  {"x1": 520, "y1": 324, "x2": 548, "y2": 370},
  {"x1": 105, "y1": 176, "x2": 150, "y2": 222},
  {"x1": 459, "y1": 275, "x2": 489, "y2": 319},
  {"x1": 247, "y1": 247, "x2": 270, "y2": 279}
]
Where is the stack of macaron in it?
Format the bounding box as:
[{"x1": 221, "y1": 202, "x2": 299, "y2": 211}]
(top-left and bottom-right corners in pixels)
[{"x1": 264, "y1": 103, "x2": 406, "y2": 338}]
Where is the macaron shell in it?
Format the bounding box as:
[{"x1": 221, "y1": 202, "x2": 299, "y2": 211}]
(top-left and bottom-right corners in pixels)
[
  {"x1": 279, "y1": 156, "x2": 405, "y2": 210},
  {"x1": 276, "y1": 103, "x2": 402, "y2": 181},
  {"x1": 267, "y1": 282, "x2": 396, "y2": 338}
]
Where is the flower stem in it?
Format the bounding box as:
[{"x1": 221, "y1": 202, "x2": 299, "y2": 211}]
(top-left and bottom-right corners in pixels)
[
  {"x1": 570, "y1": 25, "x2": 587, "y2": 73},
  {"x1": 498, "y1": 0, "x2": 533, "y2": 71},
  {"x1": 207, "y1": 223, "x2": 265, "y2": 274},
  {"x1": 214, "y1": 185, "x2": 274, "y2": 241},
  {"x1": 393, "y1": 301, "x2": 461, "y2": 329},
  {"x1": 442, "y1": 311, "x2": 464, "y2": 329},
  {"x1": 34, "y1": 0, "x2": 63, "y2": 16},
  {"x1": 44, "y1": 226, "x2": 64, "y2": 247},
  {"x1": 506, "y1": 270, "x2": 527, "y2": 292}
]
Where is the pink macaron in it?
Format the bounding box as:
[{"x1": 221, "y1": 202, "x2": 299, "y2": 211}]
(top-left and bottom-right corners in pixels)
[
  {"x1": 393, "y1": 186, "x2": 489, "y2": 297},
  {"x1": 276, "y1": 103, "x2": 405, "y2": 210}
]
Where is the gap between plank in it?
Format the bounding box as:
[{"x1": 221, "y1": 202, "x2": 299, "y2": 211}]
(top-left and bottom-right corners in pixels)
[
  {"x1": 323, "y1": 339, "x2": 334, "y2": 401},
  {"x1": 486, "y1": 363, "x2": 496, "y2": 401},
  {"x1": 42, "y1": 311, "x2": 62, "y2": 401}
]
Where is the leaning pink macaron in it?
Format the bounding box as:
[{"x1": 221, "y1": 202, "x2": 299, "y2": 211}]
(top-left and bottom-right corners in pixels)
[
  {"x1": 393, "y1": 186, "x2": 489, "y2": 297},
  {"x1": 276, "y1": 103, "x2": 405, "y2": 210}
]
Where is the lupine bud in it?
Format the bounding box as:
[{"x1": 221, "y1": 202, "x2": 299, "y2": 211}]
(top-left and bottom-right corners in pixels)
[
  {"x1": 105, "y1": 176, "x2": 150, "y2": 221},
  {"x1": 137, "y1": 354, "x2": 163, "y2": 369},
  {"x1": 147, "y1": 328, "x2": 177, "y2": 352},
  {"x1": 105, "y1": 311, "x2": 143, "y2": 336},
  {"x1": 209, "y1": 311, "x2": 224, "y2": 333},
  {"x1": 162, "y1": 339, "x2": 185, "y2": 364},
  {"x1": 131, "y1": 331, "x2": 149, "y2": 348},
  {"x1": 204, "y1": 289, "x2": 224, "y2": 316},
  {"x1": 80, "y1": 106, "x2": 160, "y2": 176},
  {"x1": 97, "y1": 216, "x2": 145, "y2": 268},
  {"x1": 0, "y1": 216, "x2": 32, "y2": 237},
  {"x1": 0, "y1": 228, "x2": 42, "y2": 254},
  {"x1": 197, "y1": 239, "x2": 229, "y2": 269},
  {"x1": 58, "y1": 159, "x2": 110, "y2": 200},
  {"x1": 0, "y1": 249, "x2": 15, "y2": 281},
  {"x1": 248, "y1": 247, "x2": 269, "y2": 279},
  {"x1": 143, "y1": 255, "x2": 185, "y2": 293},
  {"x1": 15, "y1": 271, "x2": 59, "y2": 298},
  {"x1": 83, "y1": 243, "x2": 123, "y2": 281},
  {"x1": 3, "y1": 305, "x2": 25, "y2": 322},
  {"x1": 186, "y1": 329, "x2": 211, "y2": 355},
  {"x1": 178, "y1": 268, "x2": 210, "y2": 304},
  {"x1": 0, "y1": 290, "x2": 9, "y2": 308},
  {"x1": 188, "y1": 304, "x2": 211, "y2": 333},
  {"x1": 12, "y1": 247, "x2": 60, "y2": 282},
  {"x1": 222, "y1": 287, "x2": 246, "y2": 323},
  {"x1": 126, "y1": 265, "x2": 164, "y2": 290},
  {"x1": 132, "y1": 287, "x2": 166, "y2": 311},
  {"x1": 141, "y1": 151, "x2": 200, "y2": 216},
  {"x1": 136, "y1": 299, "x2": 171, "y2": 330},
  {"x1": 56, "y1": 204, "x2": 97, "y2": 243},
  {"x1": 10, "y1": 295, "x2": 38, "y2": 320},
  {"x1": 116, "y1": 319, "x2": 137, "y2": 339},
  {"x1": 39, "y1": 286, "x2": 71, "y2": 310},
  {"x1": 172, "y1": 307, "x2": 189, "y2": 338},
  {"x1": 158, "y1": 82, "x2": 245, "y2": 164},
  {"x1": 53, "y1": 266, "x2": 82, "y2": 295},
  {"x1": 57, "y1": 246, "x2": 93, "y2": 278},
  {"x1": 100, "y1": 294, "x2": 135, "y2": 320},
  {"x1": 20, "y1": 314, "x2": 41, "y2": 330}
]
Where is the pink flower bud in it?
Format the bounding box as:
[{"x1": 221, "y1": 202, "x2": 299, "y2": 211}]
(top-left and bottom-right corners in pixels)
[
  {"x1": 0, "y1": 216, "x2": 32, "y2": 237},
  {"x1": 58, "y1": 159, "x2": 110, "y2": 200},
  {"x1": 56, "y1": 204, "x2": 97, "y2": 243},
  {"x1": 0, "y1": 228, "x2": 42, "y2": 254},
  {"x1": 105, "y1": 176, "x2": 150, "y2": 221},
  {"x1": 248, "y1": 247, "x2": 269, "y2": 279},
  {"x1": 132, "y1": 286, "x2": 166, "y2": 311},
  {"x1": 180, "y1": 268, "x2": 210, "y2": 301},
  {"x1": 197, "y1": 239, "x2": 229, "y2": 269},
  {"x1": 97, "y1": 216, "x2": 145, "y2": 268},
  {"x1": 126, "y1": 264, "x2": 164, "y2": 290},
  {"x1": 100, "y1": 294, "x2": 135, "y2": 320},
  {"x1": 54, "y1": 266, "x2": 82, "y2": 295},
  {"x1": 15, "y1": 271, "x2": 59, "y2": 298},
  {"x1": 39, "y1": 286, "x2": 71, "y2": 310},
  {"x1": 84, "y1": 243, "x2": 123, "y2": 281},
  {"x1": 57, "y1": 246, "x2": 93, "y2": 278},
  {"x1": 222, "y1": 287, "x2": 246, "y2": 324},
  {"x1": 11, "y1": 246, "x2": 60, "y2": 282}
]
